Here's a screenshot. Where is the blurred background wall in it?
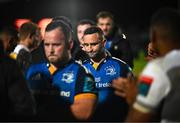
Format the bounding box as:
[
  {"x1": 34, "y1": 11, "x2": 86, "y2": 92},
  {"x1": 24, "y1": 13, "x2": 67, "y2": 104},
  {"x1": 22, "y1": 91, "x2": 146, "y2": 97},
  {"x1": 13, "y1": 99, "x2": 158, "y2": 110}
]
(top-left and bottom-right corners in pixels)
[{"x1": 0, "y1": 0, "x2": 179, "y2": 74}]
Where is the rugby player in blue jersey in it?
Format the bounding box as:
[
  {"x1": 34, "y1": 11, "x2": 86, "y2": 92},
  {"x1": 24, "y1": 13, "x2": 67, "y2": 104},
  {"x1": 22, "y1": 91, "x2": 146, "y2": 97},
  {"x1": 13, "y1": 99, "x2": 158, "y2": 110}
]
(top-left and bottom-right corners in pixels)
[
  {"x1": 82, "y1": 26, "x2": 133, "y2": 121},
  {"x1": 26, "y1": 19, "x2": 97, "y2": 121}
]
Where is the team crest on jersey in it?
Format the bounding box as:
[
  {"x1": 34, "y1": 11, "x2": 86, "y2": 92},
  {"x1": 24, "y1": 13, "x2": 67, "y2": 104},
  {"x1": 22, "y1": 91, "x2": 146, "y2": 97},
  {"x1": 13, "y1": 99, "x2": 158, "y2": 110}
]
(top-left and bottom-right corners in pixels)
[
  {"x1": 62, "y1": 72, "x2": 74, "y2": 83},
  {"x1": 138, "y1": 75, "x2": 154, "y2": 96},
  {"x1": 105, "y1": 66, "x2": 116, "y2": 76}
]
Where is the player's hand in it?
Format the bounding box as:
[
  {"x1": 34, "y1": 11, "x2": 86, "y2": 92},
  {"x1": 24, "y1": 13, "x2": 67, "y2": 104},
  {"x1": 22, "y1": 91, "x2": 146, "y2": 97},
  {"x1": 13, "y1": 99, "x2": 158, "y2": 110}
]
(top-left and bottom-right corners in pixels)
[{"x1": 112, "y1": 73, "x2": 138, "y2": 105}]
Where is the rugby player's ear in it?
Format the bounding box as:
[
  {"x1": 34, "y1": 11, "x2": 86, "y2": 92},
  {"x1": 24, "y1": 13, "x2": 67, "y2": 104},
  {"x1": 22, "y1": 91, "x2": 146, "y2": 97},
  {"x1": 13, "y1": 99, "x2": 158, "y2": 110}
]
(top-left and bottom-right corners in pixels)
[
  {"x1": 102, "y1": 39, "x2": 106, "y2": 47},
  {"x1": 69, "y1": 39, "x2": 74, "y2": 50}
]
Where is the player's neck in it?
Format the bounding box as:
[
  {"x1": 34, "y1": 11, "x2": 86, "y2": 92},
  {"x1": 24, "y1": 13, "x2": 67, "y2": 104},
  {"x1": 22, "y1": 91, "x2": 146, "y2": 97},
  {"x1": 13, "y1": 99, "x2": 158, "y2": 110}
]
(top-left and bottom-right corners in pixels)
[
  {"x1": 161, "y1": 42, "x2": 180, "y2": 56},
  {"x1": 91, "y1": 51, "x2": 106, "y2": 64}
]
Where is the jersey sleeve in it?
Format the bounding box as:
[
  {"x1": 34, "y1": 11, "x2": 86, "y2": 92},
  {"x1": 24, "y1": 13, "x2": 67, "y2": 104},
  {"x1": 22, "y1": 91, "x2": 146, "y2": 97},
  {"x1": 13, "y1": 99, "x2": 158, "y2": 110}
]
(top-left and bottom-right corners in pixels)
[
  {"x1": 133, "y1": 61, "x2": 170, "y2": 113},
  {"x1": 118, "y1": 60, "x2": 133, "y2": 77},
  {"x1": 25, "y1": 63, "x2": 52, "y2": 90}
]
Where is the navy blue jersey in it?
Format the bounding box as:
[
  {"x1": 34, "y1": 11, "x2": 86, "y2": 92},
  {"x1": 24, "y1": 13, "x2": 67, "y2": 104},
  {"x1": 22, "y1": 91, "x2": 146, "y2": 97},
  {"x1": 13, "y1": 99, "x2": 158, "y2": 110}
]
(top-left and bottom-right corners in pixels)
[
  {"x1": 26, "y1": 63, "x2": 52, "y2": 90},
  {"x1": 52, "y1": 60, "x2": 97, "y2": 104},
  {"x1": 83, "y1": 56, "x2": 131, "y2": 104},
  {"x1": 25, "y1": 60, "x2": 96, "y2": 121},
  {"x1": 83, "y1": 56, "x2": 132, "y2": 121},
  {"x1": 26, "y1": 60, "x2": 96, "y2": 104},
  {"x1": 25, "y1": 62, "x2": 66, "y2": 121}
]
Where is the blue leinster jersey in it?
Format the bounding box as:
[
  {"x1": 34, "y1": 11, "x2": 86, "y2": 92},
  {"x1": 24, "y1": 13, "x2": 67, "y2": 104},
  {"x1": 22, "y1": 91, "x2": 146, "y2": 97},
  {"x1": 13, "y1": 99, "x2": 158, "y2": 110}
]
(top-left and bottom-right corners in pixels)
[
  {"x1": 26, "y1": 60, "x2": 96, "y2": 104},
  {"x1": 83, "y1": 56, "x2": 132, "y2": 104},
  {"x1": 52, "y1": 60, "x2": 96, "y2": 104},
  {"x1": 83, "y1": 56, "x2": 132, "y2": 121},
  {"x1": 26, "y1": 62, "x2": 53, "y2": 91}
]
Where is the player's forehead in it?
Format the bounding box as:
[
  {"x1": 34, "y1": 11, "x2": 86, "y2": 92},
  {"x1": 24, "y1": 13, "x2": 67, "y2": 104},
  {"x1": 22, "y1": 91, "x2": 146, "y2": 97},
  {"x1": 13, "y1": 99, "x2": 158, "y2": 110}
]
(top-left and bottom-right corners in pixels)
[{"x1": 98, "y1": 17, "x2": 113, "y2": 23}]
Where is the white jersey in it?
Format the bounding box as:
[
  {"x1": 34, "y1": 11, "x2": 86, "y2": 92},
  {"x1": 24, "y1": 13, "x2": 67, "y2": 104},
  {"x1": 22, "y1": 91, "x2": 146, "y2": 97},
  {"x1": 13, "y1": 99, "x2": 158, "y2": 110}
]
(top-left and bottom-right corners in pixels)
[
  {"x1": 133, "y1": 50, "x2": 180, "y2": 122},
  {"x1": 13, "y1": 44, "x2": 30, "y2": 54},
  {"x1": 9, "y1": 44, "x2": 30, "y2": 60}
]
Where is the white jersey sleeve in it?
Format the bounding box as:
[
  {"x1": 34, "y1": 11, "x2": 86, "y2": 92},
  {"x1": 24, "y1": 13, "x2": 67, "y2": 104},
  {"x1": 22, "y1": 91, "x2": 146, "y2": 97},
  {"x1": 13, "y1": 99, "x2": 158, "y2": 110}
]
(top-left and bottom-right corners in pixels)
[{"x1": 133, "y1": 60, "x2": 171, "y2": 113}]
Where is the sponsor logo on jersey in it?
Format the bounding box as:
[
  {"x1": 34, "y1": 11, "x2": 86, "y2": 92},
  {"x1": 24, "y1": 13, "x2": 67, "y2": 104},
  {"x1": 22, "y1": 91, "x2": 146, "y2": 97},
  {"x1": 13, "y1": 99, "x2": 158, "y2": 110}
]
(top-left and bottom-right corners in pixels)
[
  {"x1": 96, "y1": 82, "x2": 111, "y2": 88},
  {"x1": 105, "y1": 66, "x2": 116, "y2": 76},
  {"x1": 138, "y1": 75, "x2": 153, "y2": 96},
  {"x1": 62, "y1": 72, "x2": 74, "y2": 83},
  {"x1": 60, "y1": 91, "x2": 70, "y2": 97}
]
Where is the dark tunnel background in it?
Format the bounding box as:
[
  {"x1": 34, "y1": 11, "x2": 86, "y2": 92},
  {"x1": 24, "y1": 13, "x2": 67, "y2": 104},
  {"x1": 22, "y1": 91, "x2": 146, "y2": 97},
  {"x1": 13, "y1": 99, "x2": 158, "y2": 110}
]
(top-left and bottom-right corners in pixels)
[{"x1": 0, "y1": 0, "x2": 179, "y2": 61}]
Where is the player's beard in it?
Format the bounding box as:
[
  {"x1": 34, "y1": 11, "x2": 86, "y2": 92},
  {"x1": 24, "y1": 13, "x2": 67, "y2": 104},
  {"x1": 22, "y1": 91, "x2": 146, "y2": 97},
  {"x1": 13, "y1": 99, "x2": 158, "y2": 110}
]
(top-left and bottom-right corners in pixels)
[
  {"x1": 48, "y1": 52, "x2": 70, "y2": 67},
  {"x1": 48, "y1": 55, "x2": 59, "y2": 64},
  {"x1": 88, "y1": 47, "x2": 104, "y2": 59}
]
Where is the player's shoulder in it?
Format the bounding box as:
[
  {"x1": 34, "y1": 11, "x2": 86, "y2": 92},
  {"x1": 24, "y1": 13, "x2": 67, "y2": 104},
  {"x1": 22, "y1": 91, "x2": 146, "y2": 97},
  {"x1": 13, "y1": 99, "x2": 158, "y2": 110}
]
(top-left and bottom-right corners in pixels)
[
  {"x1": 145, "y1": 57, "x2": 163, "y2": 71},
  {"x1": 26, "y1": 62, "x2": 49, "y2": 76},
  {"x1": 72, "y1": 60, "x2": 89, "y2": 73},
  {"x1": 110, "y1": 57, "x2": 131, "y2": 69},
  {"x1": 111, "y1": 57, "x2": 127, "y2": 64}
]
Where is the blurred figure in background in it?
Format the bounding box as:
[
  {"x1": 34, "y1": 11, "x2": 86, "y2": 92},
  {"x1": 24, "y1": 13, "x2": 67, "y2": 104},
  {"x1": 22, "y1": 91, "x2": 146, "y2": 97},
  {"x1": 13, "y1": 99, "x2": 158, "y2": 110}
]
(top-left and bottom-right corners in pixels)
[
  {"x1": 10, "y1": 22, "x2": 42, "y2": 72},
  {"x1": 77, "y1": 19, "x2": 95, "y2": 49},
  {"x1": 74, "y1": 19, "x2": 96, "y2": 62},
  {"x1": 0, "y1": 26, "x2": 18, "y2": 54},
  {"x1": 112, "y1": 8, "x2": 180, "y2": 122},
  {"x1": 0, "y1": 39, "x2": 36, "y2": 121},
  {"x1": 96, "y1": 11, "x2": 134, "y2": 68}
]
